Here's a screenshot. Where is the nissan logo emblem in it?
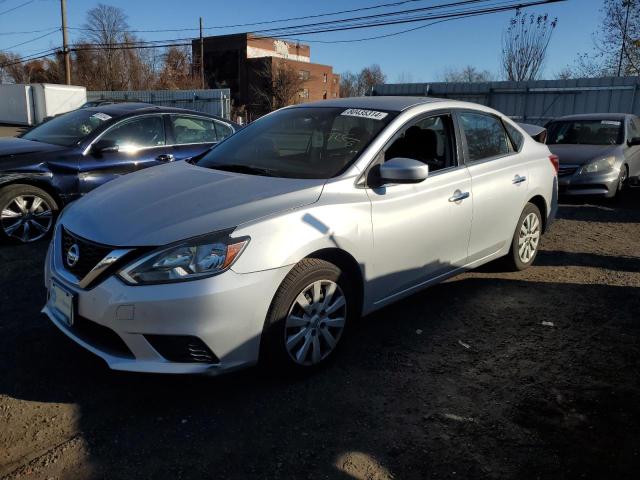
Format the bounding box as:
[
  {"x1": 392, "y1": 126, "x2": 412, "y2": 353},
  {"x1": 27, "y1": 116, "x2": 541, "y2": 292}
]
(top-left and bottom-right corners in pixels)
[{"x1": 66, "y1": 244, "x2": 80, "y2": 267}]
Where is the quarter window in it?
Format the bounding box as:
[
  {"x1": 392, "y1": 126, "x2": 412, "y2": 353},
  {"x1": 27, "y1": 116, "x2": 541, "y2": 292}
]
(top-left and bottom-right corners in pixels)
[
  {"x1": 504, "y1": 121, "x2": 524, "y2": 151},
  {"x1": 170, "y1": 116, "x2": 218, "y2": 144},
  {"x1": 459, "y1": 112, "x2": 511, "y2": 161},
  {"x1": 214, "y1": 121, "x2": 233, "y2": 141},
  {"x1": 100, "y1": 116, "x2": 165, "y2": 151}
]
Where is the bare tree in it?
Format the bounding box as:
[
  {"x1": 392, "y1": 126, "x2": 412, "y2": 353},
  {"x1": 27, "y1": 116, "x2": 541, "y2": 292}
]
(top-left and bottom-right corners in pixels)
[
  {"x1": 251, "y1": 59, "x2": 305, "y2": 112},
  {"x1": 155, "y1": 46, "x2": 199, "y2": 89},
  {"x1": 339, "y1": 64, "x2": 386, "y2": 97},
  {"x1": 358, "y1": 64, "x2": 386, "y2": 94},
  {"x1": 554, "y1": 66, "x2": 576, "y2": 80},
  {"x1": 501, "y1": 10, "x2": 558, "y2": 81},
  {"x1": 440, "y1": 65, "x2": 494, "y2": 82},
  {"x1": 0, "y1": 51, "x2": 62, "y2": 83},
  {"x1": 339, "y1": 71, "x2": 359, "y2": 97},
  {"x1": 575, "y1": 0, "x2": 640, "y2": 77}
]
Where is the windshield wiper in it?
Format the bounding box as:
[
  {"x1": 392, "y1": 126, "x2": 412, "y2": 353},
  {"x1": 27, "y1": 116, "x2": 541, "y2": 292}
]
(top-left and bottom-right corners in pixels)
[{"x1": 207, "y1": 163, "x2": 277, "y2": 177}]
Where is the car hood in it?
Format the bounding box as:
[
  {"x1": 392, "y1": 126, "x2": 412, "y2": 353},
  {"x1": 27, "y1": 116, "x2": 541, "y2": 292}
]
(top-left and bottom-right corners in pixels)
[
  {"x1": 0, "y1": 137, "x2": 65, "y2": 159},
  {"x1": 62, "y1": 161, "x2": 326, "y2": 246},
  {"x1": 547, "y1": 144, "x2": 622, "y2": 165}
]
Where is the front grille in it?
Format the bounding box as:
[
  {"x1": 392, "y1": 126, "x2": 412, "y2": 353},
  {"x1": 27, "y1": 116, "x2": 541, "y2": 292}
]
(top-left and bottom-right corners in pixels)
[
  {"x1": 61, "y1": 228, "x2": 113, "y2": 280},
  {"x1": 69, "y1": 316, "x2": 133, "y2": 358},
  {"x1": 558, "y1": 165, "x2": 579, "y2": 176},
  {"x1": 144, "y1": 335, "x2": 220, "y2": 364}
]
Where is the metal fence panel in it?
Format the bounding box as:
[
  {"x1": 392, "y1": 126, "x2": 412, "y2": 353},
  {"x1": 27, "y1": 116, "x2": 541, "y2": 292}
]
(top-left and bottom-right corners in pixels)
[
  {"x1": 372, "y1": 77, "x2": 640, "y2": 125},
  {"x1": 87, "y1": 88, "x2": 231, "y2": 119}
]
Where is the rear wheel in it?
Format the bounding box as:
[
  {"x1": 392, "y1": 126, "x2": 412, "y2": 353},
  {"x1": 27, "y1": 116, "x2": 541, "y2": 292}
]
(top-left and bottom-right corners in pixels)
[
  {"x1": 506, "y1": 203, "x2": 542, "y2": 271},
  {"x1": 261, "y1": 258, "x2": 353, "y2": 372},
  {"x1": 0, "y1": 184, "x2": 58, "y2": 244}
]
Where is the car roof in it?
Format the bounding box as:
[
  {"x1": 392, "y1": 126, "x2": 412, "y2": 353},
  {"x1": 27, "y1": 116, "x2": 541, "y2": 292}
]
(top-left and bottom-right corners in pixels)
[
  {"x1": 295, "y1": 96, "x2": 451, "y2": 112},
  {"x1": 83, "y1": 103, "x2": 238, "y2": 126},
  {"x1": 551, "y1": 113, "x2": 635, "y2": 122}
]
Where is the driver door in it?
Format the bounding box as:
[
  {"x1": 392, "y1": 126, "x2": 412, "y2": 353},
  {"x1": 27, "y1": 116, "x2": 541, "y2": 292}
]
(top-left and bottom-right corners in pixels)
[
  {"x1": 79, "y1": 114, "x2": 169, "y2": 194},
  {"x1": 366, "y1": 112, "x2": 473, "y2": 304}
]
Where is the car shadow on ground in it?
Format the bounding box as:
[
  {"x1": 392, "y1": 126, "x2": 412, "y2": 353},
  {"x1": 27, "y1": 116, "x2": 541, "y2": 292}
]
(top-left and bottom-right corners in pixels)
[{"x1": 1, "y1": 235, "x2": 639, "y2": 479}]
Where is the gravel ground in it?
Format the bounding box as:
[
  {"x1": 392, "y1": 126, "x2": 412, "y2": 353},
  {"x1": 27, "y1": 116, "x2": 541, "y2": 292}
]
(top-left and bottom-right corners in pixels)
[{"x1": 0, "y1": 191, "x2": 639, "y2": 480}]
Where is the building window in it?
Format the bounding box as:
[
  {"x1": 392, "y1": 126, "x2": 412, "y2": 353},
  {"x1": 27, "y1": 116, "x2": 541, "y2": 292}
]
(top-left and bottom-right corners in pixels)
[
  {"x1": 323, "y1": 73, "x2": 327, "y2": 83},
  {"x1": 323, "y1": 91, "x2": 327, "y2": 99},
  {"x1": 333, "y1": 92, "x2": 337, "y2": 97},
  {"x1": 333, "y1": 77, "x2": 337, "y2": 85},
  {"x1": 299, "y1": 70, "x2": 310, "y2": 81},
  {"x1": 299, "y1": 88, "x2": 309, "y2": 99}
]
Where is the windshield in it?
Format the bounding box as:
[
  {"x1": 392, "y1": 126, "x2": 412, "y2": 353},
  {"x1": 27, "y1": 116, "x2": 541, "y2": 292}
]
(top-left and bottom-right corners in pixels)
[
  {"x1": 21, "y1": 109, "x2": 114, "y2": 147},
  {"x1": 195, "y1": 107, "x2": 397, "y2": 179},
  {"x1": 546, "y1": 119, "x2": 623, "y2": 145}
]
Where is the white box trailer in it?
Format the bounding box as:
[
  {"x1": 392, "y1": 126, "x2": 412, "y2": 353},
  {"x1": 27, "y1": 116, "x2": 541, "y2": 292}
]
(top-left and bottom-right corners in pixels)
[{"x1": 0, "y1": 83, "x2": 87, "y2": 126}]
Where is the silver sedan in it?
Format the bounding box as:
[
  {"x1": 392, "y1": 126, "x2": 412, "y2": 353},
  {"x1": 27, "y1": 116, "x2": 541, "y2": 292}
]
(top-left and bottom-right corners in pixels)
[{"x1": 43, "y1": 97, "x2": 558, "y2": 375}]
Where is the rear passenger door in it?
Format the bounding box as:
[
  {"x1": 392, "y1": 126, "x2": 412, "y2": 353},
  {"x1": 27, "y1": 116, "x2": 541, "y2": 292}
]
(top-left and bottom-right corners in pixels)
[
  {"x1": 167, "y1": 115, "x2": 234, "y2": 161},
  {"x1": 455, "y1": 110, "x2": 529, "y2": 263}
]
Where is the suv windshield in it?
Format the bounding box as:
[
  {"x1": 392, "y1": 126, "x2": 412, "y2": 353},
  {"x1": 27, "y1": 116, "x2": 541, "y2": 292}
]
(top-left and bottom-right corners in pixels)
[
  {"x1": 196, "y1": 107, "x2": 397, "y2": 179},
  {"x1": 546, "y1": 119, "x2": 623, "y2": 145},
  {"x1": 21, "y1": 109, "x2": 114, "y2": 147}
]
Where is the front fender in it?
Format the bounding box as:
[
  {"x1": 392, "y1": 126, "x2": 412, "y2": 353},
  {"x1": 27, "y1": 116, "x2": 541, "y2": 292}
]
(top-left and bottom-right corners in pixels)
[{"x1": 231, "y1": 180, "x2": 372, "y2": 276}]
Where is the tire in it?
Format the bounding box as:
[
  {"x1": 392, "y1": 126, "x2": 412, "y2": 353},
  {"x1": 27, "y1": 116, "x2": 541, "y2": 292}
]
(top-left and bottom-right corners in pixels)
[
  {"x1": 261, "y1": 258, "x2": 355, "y2": 373},
  {"x1": 0, "y1": 184, "x2": 58, "y2": 244},
  {"x1": 506, "y1": 203, "x2": 542, "y2": 271}
]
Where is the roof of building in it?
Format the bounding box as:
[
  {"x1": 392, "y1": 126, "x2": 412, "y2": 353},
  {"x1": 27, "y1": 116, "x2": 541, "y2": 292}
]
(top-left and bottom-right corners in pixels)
[
  {"x1": 296, "y1": 96, "x2": 448, "y2": 112},
  {"x1": 552, "y1": 113, "x2": 636, "y2": 121}
]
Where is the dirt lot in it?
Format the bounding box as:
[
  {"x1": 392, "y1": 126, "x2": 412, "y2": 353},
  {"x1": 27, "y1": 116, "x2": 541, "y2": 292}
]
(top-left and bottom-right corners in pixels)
[{"x1": 1, "y1": 190, "x2": 639, "y2": 480}]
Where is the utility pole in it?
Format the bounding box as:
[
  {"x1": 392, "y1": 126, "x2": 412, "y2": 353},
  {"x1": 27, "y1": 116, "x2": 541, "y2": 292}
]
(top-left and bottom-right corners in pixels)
[
  {"x1": 199, "y1": 17, "x2": 205, "y2": 89},
  {"x1": 617, "y1": 0, "x2": 632, "y2": 77},
  {"x1": 60, "y1": 0, "x2": 71, "y2": 85}
]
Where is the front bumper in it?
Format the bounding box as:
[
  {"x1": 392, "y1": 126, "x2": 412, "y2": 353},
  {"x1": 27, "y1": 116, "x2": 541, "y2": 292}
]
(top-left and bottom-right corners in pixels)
[
  {"x1": 558, "y1": 166, "x2": 620, "y2": 198},
  {"x1": 42, "y1": 239, "x2": 291, "y2": 375}
]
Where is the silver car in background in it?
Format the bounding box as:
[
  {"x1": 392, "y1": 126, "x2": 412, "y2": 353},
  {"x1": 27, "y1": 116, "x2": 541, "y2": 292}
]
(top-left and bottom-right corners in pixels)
[
  {"x1": 546, "y1": 113, "x2": 640, "y2": 198},
  {"x1": 43, "y1": 97, "x2": 558, "y2": 375}
]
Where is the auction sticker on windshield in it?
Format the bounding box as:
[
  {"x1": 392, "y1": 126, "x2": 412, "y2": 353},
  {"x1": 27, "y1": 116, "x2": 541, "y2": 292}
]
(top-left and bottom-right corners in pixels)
[
  {"x1": 91, "y1": 112, "x2": 112, "y2": 121},
  {"x1": 341, "y1": 109, "x2": 388, "y2": 120}
]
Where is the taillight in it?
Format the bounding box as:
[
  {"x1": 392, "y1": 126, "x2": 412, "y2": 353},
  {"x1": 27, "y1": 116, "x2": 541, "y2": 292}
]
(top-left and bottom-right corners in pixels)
[{"x1": 549, "y1": 154, "x2": 559, "y2": 174}]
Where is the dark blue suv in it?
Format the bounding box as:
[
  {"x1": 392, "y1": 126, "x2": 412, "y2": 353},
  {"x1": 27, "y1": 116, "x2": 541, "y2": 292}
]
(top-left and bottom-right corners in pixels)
[{"x1": 0, "y1": 103, "x2": 239, "y2": 243}]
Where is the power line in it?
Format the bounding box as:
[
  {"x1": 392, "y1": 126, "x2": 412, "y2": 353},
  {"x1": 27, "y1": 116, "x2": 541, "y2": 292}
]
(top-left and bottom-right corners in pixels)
[
  {"x1": 1, "y1": 0, "x2": 564, "y2": 68},
  {"x1": 0, "y1": 0, "x2": 35, "y2": 16},
  {"x1": 2, "y1": 28, "x2": 60, "y2": 51},
  {"x1": 66, "y1": 0, "x2": 451, "y2": 34}
]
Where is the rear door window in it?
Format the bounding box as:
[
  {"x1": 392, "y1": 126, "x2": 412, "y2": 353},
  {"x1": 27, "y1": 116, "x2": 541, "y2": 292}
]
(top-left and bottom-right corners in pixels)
[
  {"x1": 170, "y1": 116, "x2": 219, "y2": 144},
  {"x1": 459, "y1": 112, "x2": 511, "y2": 161}
]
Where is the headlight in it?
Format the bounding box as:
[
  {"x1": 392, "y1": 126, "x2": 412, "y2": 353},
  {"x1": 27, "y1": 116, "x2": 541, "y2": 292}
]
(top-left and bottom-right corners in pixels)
[
  {"x1": 579, "y1": 156, "x2": 616, "y2": 174},
  {"x1": 118, "y1": 230, "x2": 249, "y2": 285}
]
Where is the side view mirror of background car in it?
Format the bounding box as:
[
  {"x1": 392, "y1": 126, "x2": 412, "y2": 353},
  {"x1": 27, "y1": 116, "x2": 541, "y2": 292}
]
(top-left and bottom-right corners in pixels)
[
  {"x1": 91, "y1": 139, "x2": 119, "y2": 155},
  {"x1": 376, "y1": 157, "x2": 429, "y2": 185},
  {"x1": 627, "y1": 137, "x2": 640, "y2": 147}
]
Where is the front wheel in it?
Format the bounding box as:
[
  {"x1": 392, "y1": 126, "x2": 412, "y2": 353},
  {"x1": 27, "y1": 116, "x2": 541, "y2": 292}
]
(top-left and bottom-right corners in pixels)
[
  {"x1": 506, "y1": 203, "x2": 542, "y2": 271},
  {"x1": 261, "y1": 258, "x2": 353, "y2": 372},
  {"x1": 0, "y1": 184, "x2": 58, "y2": 244}
]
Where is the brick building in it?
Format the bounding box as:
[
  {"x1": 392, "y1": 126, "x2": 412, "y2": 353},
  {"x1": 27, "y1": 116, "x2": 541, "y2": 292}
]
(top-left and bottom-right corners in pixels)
[{"x1": 193, "y1": 33, "x2": 339, "y2": 117}]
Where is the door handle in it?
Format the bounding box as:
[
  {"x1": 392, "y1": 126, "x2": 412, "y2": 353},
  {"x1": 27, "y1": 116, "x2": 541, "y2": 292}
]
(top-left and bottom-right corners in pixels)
[
  {"x1": 156, "y1": 154, "x2": 175, "y2": 162},
  {"x1": 513, "y1": 174, "x2": 527, "y2": 184},
  {"x1": 448, "y1": 190, "x2": 470, "y2": 202}
]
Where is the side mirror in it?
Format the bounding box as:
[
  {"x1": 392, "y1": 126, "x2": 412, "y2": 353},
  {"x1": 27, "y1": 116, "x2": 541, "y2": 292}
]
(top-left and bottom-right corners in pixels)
[
  {"x1": 91, "y1": 139, "x2": 119, "y2": 155},
  {"x1": 628, "y1": 137, "x2": 640, "y2": 147},
  {"x1": 377, "y1": 157, "x2": 429, "y2": 184}
]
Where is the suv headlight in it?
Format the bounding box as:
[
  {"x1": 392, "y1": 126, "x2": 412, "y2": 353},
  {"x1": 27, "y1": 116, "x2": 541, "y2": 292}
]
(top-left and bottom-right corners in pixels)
[
  {"x1": 579, "y1": 156, "x2": 616, "y2": 174},
  {"x1": 118, "y1": 230, "x2": 249, "y2": 285}
]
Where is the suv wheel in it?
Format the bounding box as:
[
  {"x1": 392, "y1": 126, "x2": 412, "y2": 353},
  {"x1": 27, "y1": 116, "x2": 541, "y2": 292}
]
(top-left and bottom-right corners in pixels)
[
  {"x1": 0, "y1": 185, "x2": 58, "y2": 244},
  {"x1": 262, "y1": 258, "x2": 353, "y2": 371}
]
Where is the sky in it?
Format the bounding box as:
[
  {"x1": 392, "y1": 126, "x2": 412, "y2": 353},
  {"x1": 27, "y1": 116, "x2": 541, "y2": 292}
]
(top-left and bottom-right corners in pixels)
[{"x1": 0, "y1": 0, "x2": 604, "y2": 82}]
